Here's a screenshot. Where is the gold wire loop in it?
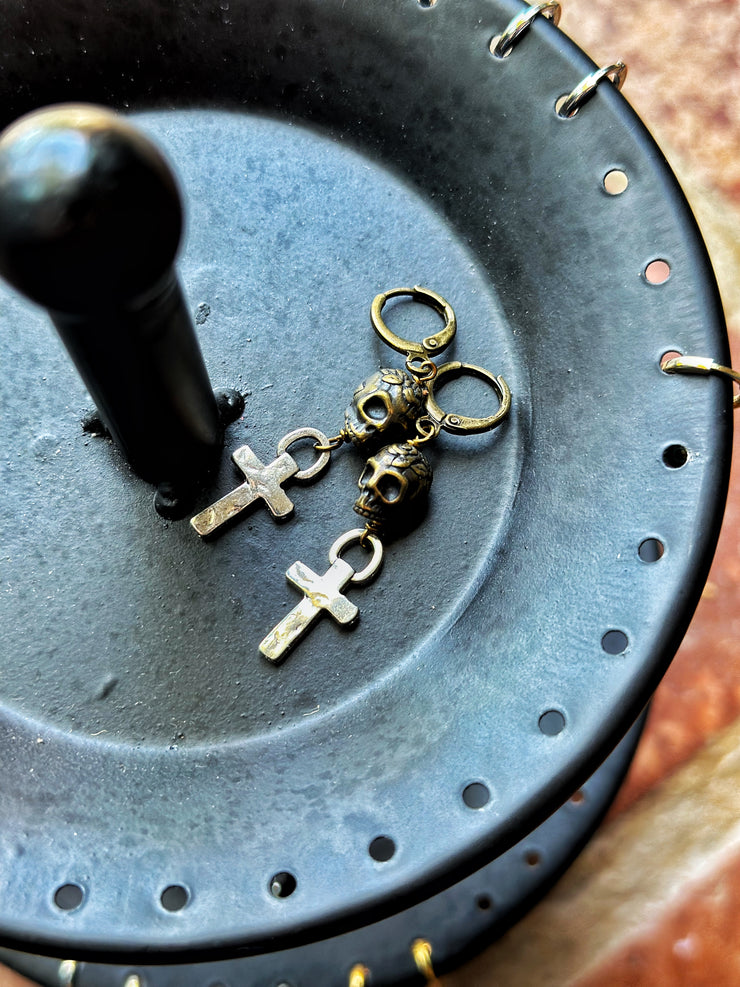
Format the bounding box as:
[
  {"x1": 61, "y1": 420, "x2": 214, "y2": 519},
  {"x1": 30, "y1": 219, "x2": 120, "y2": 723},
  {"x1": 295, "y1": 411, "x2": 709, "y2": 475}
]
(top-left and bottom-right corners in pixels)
[
  {"x1": 314, "y1": 433, "x2": 345, "y2": 452},
  {"x1": 662, "y1": 355, "x2": 740, "y2": 409},
  {"x1": 409, "y1": 416, "x2": 441, "y2": 446},
  {"x1": 370, "y1": 286, "x2": 457, "y2": 361},
  {"x1": 557, "y1": 61, "x2": 628, "y2": 118},
  {"x1": 276, "y1": 426, "x2": 332, "y2": 480},
  {"x1": 58, "y1": 960, "x2": 79, "y2": 987},
  {"x1": 425, "y1": 361, "x2": 512, "y2": 434},
  {"x1": 329, "y1": 529, "x2": 384, "y2": 585},
  {"x1": 490, "y1": 1, "x2": 561, "y2": 59},
  {"x1": 405, "y1": 355, "x2": 439, "y2": 382},
  {"x1": 411, "y1": 939, "x2": 441, "y2": 985}
]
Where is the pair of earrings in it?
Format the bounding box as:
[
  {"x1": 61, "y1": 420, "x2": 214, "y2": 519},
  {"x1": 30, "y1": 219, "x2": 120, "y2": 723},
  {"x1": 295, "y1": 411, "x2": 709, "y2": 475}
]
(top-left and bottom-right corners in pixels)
[{"x1": 190, "y1": 286, "x2": 511, "y2": 664}]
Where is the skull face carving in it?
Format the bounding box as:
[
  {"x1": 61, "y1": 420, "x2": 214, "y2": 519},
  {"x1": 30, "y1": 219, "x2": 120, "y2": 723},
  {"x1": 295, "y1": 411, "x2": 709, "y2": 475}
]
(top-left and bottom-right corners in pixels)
[
  {"x1": 354, "y1": 441, "x2": 433, "y2": 532},
  {"x1": 343, "y1": 368, "x2": 425, "y2": 451}
]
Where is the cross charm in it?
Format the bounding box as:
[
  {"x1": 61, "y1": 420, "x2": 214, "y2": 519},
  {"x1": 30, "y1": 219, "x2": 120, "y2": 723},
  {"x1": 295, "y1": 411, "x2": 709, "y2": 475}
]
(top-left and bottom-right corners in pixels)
[
  {"x1": 191, "y1": 445, "x2": 297, "y2": 536},
  {"x1": 259, "y1": 558, "x2": 359, "y2": 664},
  {"x1": 190, "y1": 428, "x2": 330, "y2": 537}
]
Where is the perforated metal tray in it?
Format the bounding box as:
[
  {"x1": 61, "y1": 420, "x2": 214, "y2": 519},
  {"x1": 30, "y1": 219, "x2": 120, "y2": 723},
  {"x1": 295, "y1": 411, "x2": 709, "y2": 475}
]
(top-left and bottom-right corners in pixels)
[{"x1": 0, "y1": 0, "x2": 730, "y2": 962}]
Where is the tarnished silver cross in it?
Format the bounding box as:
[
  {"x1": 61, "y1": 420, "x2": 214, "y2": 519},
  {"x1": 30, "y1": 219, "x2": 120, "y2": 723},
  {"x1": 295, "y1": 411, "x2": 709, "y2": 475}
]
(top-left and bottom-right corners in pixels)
[
  {"x1": 260, "y1": 558, "x2": 358, "y2": 664},
  {"x1": 190, "y1": 427, "x2": 330, "y2": 537},
  {"x1": 260, "y1": 529, "x2": 384, "y2": 664}
]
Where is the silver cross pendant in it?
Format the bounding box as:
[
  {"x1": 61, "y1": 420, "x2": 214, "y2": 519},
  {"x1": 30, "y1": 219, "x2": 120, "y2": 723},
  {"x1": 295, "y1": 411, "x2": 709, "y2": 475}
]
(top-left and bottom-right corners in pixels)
[
  {"x1": 260, "y1": 529, "x2": 384, "y2": 664},
  {"x1": 191, "y1": 427, "x2": 330, "y2": 537}
]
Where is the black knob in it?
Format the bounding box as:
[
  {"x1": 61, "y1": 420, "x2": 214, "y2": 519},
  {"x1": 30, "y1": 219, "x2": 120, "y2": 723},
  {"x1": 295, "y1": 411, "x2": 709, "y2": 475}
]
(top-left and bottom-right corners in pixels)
[{"x1": 0, "y1": 103, "x2": 223, "y2": 505}]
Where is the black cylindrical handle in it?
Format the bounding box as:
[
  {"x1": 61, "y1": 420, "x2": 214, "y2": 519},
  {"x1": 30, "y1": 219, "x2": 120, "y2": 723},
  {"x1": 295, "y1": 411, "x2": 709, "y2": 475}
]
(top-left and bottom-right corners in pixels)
[{"x1": 0, "y1": 103, "x2": 222, "y2": 490}]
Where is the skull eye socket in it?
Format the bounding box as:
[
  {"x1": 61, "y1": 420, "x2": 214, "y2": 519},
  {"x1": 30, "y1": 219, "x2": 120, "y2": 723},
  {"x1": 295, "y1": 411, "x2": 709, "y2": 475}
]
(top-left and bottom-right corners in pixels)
[
  {"x1": 359, "y1": 393, "x2": 391, "y2": 423},
  {"x1": 377, "y1": 473, "x2": 403, "y2": 503}
]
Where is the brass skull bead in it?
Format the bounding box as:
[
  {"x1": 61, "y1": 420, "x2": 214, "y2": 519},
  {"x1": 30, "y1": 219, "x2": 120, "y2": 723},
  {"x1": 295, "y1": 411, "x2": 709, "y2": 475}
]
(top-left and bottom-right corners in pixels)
[
  {"x1": 343, "y1": 368, "x2": 426, "y2": 451},
  {"x1": 354, "y1": 441, "x2": 433, "y2": 533}
]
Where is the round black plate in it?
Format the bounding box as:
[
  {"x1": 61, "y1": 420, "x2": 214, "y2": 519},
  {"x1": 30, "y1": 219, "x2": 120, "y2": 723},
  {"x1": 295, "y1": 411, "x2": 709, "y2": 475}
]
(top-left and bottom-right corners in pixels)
[
  {"x1": 0, "y1": 715, "x2": 645, "y2": 986},
  {"x1": 0, "y1": 0, "x2": 731, "y2": 962}
]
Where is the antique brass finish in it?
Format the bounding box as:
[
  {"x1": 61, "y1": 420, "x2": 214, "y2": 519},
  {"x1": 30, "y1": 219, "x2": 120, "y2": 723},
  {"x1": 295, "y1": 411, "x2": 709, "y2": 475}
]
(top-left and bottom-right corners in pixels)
[
  {"x1": 370, "y1": 286, "x2": 456, "y2": 361},
  {"x1": 354, "y1": 442, "x2": 433, "y2": 533},
  {"x1": 255, "y1": 290, "x2": 510, "y2": 661},
  {"x1": 342, "y1": 368, "x2": 426, "y2": 451},
  {"x1": 425, "y1": 361, "x2": 512, "y2": 435}
]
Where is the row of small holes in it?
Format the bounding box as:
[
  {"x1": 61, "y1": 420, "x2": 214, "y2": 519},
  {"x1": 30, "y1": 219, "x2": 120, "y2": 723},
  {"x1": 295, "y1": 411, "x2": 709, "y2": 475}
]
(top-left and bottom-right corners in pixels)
[
  {"x1": 394, "y1": 30, "x2": 673, "y2": 933},
  {"x1": 425, "y1": 5, "x2": 679, "y2": 696},
  {"x1": 604, "y1": 170, "x2": 674, "y2": 284},
  {"x1": 55, "y1": 781, "x2": 592, "y2": 933},
  {"x1": 54, "y1": 378, "x2": 682, "y2": 923},
  {"x1": 55, "y1": 883, "x2": 191, "y2": 913}
]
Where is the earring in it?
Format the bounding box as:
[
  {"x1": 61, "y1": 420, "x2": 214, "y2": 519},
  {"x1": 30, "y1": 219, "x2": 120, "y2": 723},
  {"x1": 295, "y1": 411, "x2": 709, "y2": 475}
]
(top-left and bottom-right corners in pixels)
[
  {"x1": 189, "y1": 285, "x2": 456, "y2": 537},
  {"x1": 258, "y1": 292, "x2": 511, "y2": 664}
]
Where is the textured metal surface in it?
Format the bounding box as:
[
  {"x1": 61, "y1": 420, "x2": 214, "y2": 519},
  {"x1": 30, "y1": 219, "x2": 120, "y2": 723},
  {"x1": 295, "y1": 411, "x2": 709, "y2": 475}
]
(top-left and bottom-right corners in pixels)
[
  {"x1": 0, "y1": 716, "x2": 644, "y2": 986},
  {"x1": 0, "y1": 0, "x2": 731, "y2": 963}
]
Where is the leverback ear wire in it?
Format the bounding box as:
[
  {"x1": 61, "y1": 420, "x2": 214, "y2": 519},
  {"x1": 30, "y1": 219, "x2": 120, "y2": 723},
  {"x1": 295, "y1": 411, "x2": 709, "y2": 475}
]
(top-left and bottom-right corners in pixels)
[
  {"x1": 370, "y1": 285, "x2": 457, "y2": 363},
  {"x1": 258, "y1": 287, "x2": 512, "y2": 664}
]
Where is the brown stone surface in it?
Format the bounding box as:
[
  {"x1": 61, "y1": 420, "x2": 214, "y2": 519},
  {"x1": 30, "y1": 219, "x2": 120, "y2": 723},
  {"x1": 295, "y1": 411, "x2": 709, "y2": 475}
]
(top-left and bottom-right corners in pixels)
[
  {"x1": 575, "y1": 851, "x2": 740, "y2": 987},
  {"x1": 561, "y1": 0, "x2": 740, "y2": 209}
]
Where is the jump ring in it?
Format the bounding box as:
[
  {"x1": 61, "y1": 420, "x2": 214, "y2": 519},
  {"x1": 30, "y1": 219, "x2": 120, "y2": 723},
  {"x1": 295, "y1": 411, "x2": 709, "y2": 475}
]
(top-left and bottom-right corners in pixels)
[
  {"x1": 557, "y1": 61, "x2": 628, "y2": 118},
  {"x1": 406, "y1": 355, "x2": 438, "y2": 382},
  {"x1": 409, "y1": 416, "x2": 440, "y2": 446},
  {"x1": 313, "y1": 433, "x2": 345, "y2": 452},
  {"x1": 662, "y1": 355, "x2": 740, "y2": 410},
  {"x1": 490, "y1": 2, "x2": 561, "y2": 59},
  {"x1": 329, "y1": 529, "x2": 384, "y2": 585},
  {"x1": 370, "y1": 285, "x2": 457, "y2": 360},
  {"x1": 425, "y1": 361, "x2": 512, "y2": 434},
  {"x1": 277, "y1": 427, "x2": 332, "y2": 480}
]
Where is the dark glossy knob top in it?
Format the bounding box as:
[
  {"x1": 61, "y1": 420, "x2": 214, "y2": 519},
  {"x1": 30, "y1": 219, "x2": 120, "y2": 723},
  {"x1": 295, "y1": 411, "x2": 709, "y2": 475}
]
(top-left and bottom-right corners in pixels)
[
  {"x1": 0, "y1": 103, "x2": 182, "y2": 313},
  {"x1": 0, "y1": 104, "x2": 227, "y2": 509}
]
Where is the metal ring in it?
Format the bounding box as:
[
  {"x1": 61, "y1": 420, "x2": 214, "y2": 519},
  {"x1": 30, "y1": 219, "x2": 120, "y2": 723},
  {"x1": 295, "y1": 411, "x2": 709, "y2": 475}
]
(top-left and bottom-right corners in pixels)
[
  {"x1": 58, "y1": 961, "x2": 78, "y2": 987},
  {"x1": 276, "y1": 426, "x2": 332, "y2": 480},
  {"x1": 329, "y1": 529, "x2": 384, "y2": 585},
  {"x1": 662, "y1": 355, "x2": 740, "y2": 410},
  {"x1": 405, "y1": 355, "x2": 438, "y2": 382},
  {"x1": 425, "y1": 361, "x2": 512, "y2": 434},
  {"x1": 370, "y1": 285, "x2": 457, "y2": 360},
  {"x1": 489, "y1": 2, "x2": 561, "y2": 59},
  {"x1": 411, "y1": 939, "x2": 439, "y2": 984},
  {"x1": 349, "y1": 966, "x2": 370, "y2": 987},
  {"x1": 557, "y1": 61, "x2": 628, "y2": 118}
]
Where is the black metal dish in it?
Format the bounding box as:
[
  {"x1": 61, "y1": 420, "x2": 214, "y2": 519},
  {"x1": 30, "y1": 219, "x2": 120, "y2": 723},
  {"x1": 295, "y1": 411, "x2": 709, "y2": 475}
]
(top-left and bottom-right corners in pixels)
[
  {"x1": 0, "y1": 714, "x2": 645, "y2": 985},
  {"x1": 0, "y1": 0, "x2": 730, "y2": 966}
]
